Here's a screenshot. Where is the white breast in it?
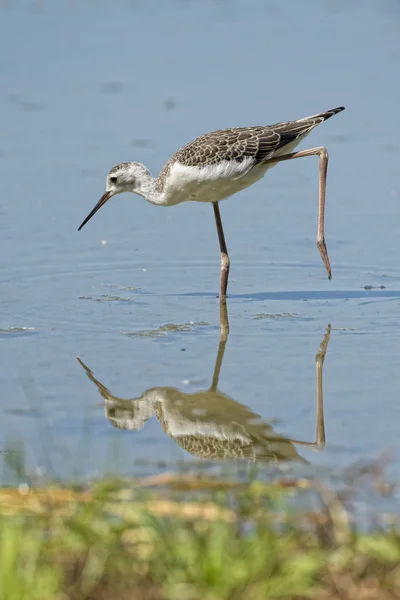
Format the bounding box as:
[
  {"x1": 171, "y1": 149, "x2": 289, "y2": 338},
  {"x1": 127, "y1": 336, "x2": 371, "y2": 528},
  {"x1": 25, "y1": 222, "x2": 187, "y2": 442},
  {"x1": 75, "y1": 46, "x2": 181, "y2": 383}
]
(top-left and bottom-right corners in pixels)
[{"x1": 163, "y1": 157, "x2": 262, "y2": 205}]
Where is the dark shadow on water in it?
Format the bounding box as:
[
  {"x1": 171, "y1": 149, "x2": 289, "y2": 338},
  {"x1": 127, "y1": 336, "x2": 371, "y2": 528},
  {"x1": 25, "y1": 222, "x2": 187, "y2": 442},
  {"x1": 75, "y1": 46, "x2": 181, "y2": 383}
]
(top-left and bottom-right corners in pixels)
[{"x1": 172, "y1": 290, "x2": 400, "y2": 302}]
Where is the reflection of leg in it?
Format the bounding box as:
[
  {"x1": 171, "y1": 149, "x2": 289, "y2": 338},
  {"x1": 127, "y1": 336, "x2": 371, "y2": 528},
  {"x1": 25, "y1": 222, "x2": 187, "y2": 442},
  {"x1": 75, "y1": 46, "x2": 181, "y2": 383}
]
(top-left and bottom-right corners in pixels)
[
  {"x1": 315, "y1": 324, "x2": 331, "y2": 448},
  {"x1": 263, "y1": 146, "x2": 331, "y2": 279},
  {"x1": 288, "y1": 324, "x2": 331, "y2": 450},
  {"x1": 210, "y1": 303, "x2": 230, "y2": 391},
  {"x1": 219, "y1": 299, "x2": 230, "y2": 342}
]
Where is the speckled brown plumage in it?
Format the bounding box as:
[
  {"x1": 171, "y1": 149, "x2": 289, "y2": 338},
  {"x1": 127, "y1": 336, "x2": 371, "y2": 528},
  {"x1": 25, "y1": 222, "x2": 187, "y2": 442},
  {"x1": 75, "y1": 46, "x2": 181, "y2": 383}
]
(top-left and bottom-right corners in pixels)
[
  {"x1": 78, "y1": 106, "x2": 344, "y2": 298},
  {"x1": 156, "y1": 107, "x2": 344, "y2": 191},
  {"x1": 155, "y1": 403, "x2": 303, "y2": 462}
]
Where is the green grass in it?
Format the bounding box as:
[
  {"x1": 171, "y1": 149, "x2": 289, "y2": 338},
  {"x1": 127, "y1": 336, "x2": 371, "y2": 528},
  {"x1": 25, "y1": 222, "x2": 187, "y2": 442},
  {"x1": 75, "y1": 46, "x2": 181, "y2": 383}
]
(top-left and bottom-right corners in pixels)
[{"x1": 0, "y1": 472, "x2": 400, "y2": 599}]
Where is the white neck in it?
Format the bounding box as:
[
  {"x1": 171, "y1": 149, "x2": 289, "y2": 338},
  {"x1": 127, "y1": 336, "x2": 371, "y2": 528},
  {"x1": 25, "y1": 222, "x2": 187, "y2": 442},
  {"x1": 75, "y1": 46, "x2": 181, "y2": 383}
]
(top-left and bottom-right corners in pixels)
[{"x1": 134, "y1": 173, "x2": 165, "y2": 206}]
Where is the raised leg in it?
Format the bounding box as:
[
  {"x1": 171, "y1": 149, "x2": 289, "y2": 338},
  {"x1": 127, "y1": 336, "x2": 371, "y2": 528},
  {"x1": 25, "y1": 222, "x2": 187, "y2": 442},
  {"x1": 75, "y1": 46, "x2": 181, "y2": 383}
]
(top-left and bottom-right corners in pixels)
[
  {"x1": 213, "y1": 202, "x2": 230, "y2": 301},
  {"x1": 264, "y1": 146, "x2": 332, "y2": 279}
]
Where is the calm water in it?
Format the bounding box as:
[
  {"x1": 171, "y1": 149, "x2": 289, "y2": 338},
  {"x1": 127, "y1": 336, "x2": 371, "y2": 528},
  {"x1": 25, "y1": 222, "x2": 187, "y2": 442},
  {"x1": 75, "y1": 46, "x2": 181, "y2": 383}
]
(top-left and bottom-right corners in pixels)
[{"x1": 1, "y1": 0, "x2": 400, "y2": 482}]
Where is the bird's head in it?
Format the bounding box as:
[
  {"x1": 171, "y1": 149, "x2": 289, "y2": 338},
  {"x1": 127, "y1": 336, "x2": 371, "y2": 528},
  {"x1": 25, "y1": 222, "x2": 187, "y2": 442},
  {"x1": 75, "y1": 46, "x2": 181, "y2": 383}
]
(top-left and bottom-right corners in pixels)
[{"x1": 78, "y1": 161, "x2": 151, "y2": 230}]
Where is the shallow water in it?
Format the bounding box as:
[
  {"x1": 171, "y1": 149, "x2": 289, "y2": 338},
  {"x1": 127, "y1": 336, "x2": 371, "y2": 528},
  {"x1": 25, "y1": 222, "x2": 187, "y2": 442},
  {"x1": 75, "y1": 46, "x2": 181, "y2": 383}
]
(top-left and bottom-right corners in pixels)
[{"x1": 1, "y1": 0, "x2": 400, "y2": 482}]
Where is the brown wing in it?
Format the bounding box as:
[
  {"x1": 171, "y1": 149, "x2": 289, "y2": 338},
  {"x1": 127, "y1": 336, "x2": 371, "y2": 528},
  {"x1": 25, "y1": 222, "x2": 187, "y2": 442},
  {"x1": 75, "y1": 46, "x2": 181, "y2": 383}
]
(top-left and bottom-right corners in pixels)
[
  {"x1": 157, "y1": 107, "x2": 344, "y2": 185},
  {"x1": 171, "y1": 126, "x2": 281, "y2": 167}
]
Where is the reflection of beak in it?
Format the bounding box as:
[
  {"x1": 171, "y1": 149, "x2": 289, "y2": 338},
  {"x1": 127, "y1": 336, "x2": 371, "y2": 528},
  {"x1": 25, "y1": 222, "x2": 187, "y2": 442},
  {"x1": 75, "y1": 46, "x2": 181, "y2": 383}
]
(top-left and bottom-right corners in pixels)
[{"x1": 78, "y1": 191, "x2": 112, "y2": 231}]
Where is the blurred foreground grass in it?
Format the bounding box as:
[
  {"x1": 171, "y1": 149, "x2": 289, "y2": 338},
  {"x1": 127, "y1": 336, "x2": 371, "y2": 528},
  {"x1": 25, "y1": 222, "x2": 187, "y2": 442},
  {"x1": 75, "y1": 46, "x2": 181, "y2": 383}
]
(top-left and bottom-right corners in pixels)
[{"x1": 0, "y1": 467, "x2": 400, "y2": 600}]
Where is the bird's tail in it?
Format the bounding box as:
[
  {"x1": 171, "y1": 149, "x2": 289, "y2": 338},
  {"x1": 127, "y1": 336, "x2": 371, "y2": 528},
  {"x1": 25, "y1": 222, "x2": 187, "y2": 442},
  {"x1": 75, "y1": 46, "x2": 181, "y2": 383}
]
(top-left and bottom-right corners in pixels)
[{"x1": 300, "y1": 106, "x2": 345, "y2": 123}]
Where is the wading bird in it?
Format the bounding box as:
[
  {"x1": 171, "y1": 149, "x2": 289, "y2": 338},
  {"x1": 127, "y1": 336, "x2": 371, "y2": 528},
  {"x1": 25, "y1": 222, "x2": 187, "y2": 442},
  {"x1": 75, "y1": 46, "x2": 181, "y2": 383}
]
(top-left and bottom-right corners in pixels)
[{"x1": 78, "y1": 107, "x2": 344, "y2": 300}]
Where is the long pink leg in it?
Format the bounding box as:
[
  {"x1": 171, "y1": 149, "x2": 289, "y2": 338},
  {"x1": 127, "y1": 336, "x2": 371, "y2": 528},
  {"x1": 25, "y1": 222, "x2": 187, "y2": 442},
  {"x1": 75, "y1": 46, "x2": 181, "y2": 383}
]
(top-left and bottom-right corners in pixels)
[
  {"x1": 264, "y1": 146, "x2": 331, "y2": 279},
  {"x1": 213, "y1": 202, "x2": 230, "y2": 301}
]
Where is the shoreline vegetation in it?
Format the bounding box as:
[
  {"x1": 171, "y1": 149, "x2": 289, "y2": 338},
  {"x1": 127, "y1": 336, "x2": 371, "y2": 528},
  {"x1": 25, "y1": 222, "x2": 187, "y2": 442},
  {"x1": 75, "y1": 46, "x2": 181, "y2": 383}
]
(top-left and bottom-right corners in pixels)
[{"x1": 1, "y1": 462, "x2": 400, "y2": 600}]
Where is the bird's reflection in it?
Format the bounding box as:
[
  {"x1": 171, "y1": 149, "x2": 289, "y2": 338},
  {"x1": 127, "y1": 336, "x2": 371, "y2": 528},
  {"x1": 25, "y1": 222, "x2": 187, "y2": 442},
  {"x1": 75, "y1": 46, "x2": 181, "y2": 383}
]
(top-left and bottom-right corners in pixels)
[{"x1": 77, "y1": 305, "x2": 331, "y2": 464}]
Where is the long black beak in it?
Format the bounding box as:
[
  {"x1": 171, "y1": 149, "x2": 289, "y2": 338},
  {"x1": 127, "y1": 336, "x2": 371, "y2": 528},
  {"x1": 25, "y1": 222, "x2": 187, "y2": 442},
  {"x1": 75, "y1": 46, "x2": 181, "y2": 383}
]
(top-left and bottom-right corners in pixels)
[{"x1": 78, "y1": 191, "x2": 112, "y2": 231}]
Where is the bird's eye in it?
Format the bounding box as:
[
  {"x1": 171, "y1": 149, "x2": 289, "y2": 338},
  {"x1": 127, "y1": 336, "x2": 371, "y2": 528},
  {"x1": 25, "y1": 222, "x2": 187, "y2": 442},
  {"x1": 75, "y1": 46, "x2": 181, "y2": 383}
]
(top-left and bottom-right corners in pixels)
[{"x1": 109, "y1": 176, "x2": 118, "y2": 184}]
